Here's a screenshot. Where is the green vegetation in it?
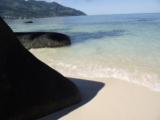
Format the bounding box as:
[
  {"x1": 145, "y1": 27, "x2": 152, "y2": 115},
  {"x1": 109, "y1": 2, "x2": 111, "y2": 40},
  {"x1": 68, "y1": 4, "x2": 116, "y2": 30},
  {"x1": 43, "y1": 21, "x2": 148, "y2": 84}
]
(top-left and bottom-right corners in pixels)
[{"x1": 0, "y1": 0, "x2": 86, "y2": 19}]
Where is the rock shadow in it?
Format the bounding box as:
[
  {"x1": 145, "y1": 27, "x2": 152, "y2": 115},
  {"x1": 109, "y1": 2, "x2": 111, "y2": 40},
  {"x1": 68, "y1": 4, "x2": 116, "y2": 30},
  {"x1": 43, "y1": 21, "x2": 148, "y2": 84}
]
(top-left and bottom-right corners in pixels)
[
  {"x1": 69, "y1": 30, "x2": 126, "y2": 44},
  {"x1": 38, "y1": 78, "x2": 105, "y2": 120}
]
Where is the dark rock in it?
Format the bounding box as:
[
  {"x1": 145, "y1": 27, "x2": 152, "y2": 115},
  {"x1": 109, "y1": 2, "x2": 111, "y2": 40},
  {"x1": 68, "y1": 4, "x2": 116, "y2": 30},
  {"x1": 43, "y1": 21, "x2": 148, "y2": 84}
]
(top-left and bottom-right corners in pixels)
[
  {"x1": 15, "y1": 32, "x2": 71, "y2": 49},
  {"x1": 0, "y1": 17, "x2": 81, "y2": 120},
  {"x1": 24, "y1": 21, "x2": 33, "y2": 24}
]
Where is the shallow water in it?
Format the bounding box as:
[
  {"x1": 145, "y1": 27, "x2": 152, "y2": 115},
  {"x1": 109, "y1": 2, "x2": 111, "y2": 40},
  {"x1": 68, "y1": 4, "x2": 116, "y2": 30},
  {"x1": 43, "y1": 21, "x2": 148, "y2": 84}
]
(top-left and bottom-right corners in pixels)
[{"x1": 6, "y1": 13, "x2": 160, "y2": 91}]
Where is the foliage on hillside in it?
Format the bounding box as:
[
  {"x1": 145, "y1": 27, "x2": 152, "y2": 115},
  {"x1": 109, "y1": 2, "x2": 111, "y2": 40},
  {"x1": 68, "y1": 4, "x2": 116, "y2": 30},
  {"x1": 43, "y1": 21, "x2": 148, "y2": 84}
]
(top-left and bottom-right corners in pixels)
[{"x1": 0, "y1": 0, "x2": 86, "y2": 18}]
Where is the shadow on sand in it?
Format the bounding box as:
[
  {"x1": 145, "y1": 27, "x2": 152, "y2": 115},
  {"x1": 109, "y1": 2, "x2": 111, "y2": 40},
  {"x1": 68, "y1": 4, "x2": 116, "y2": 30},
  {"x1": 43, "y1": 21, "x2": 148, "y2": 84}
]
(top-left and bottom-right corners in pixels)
[{"x1": 38, "y1": 78, "x2": 105, "y2": 120}]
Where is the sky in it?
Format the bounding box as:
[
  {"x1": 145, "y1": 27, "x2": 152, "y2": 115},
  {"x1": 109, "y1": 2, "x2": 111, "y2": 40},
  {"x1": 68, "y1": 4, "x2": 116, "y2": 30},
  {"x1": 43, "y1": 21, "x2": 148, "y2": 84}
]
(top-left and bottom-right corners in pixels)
[{"x1": 38, "y1": 0, "x2": 160, "y2": 15}]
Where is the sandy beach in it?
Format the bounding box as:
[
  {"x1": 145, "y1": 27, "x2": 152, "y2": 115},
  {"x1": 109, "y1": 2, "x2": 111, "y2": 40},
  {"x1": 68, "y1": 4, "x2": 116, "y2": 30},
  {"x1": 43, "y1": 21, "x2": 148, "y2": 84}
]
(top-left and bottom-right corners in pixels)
[
  {"x1": 29, "y1": 48, "x2": 160, "y2": 120},
  {"x1": 38, "y1": 76, "x2": 160, "y2": 120},
  {"x1": 27, "y1": 13, "x2": 160, "y2": 120},
  {"x1": 3, "y1": 1, "x2": 160, "y2": 120}
]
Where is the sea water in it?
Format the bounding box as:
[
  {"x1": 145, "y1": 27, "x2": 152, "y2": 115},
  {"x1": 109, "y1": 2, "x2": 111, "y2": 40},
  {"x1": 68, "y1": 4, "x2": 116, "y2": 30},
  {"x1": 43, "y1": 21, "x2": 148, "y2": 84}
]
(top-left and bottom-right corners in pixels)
[{"x1": 6, "y1": 13, "x2": 160, "y2": 91}]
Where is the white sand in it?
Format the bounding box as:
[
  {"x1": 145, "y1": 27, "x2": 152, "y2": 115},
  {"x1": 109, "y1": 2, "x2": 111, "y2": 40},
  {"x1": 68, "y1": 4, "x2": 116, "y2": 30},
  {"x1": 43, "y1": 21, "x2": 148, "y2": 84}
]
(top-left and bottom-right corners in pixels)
[
  {"x1": 39, "y1": 77, "x2": 160, "y2": 120},
  {"x1": 31, "y1": 49, "x2": 160, "y2": 120}
]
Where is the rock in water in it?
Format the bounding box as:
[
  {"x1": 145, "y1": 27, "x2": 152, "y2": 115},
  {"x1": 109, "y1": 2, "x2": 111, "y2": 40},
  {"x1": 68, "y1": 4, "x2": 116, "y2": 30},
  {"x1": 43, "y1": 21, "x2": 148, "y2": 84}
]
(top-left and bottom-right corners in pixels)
[
  {"x1": 24, "y1": 21, "x2": 33, "y2": 24},
  {"x1": 0, "y1": 17, "x2": 81, "y2": 120},
  {"x1": 15, "y1": 32, "x2": 71, "y2": 49}
]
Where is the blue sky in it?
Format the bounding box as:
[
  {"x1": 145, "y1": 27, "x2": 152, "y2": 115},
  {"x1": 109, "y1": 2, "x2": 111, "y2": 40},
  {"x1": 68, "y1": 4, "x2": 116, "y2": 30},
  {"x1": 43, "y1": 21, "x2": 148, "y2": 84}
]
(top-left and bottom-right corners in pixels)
[{"x1": 39, "y1": 0, "x2": 160, "y2": 15}]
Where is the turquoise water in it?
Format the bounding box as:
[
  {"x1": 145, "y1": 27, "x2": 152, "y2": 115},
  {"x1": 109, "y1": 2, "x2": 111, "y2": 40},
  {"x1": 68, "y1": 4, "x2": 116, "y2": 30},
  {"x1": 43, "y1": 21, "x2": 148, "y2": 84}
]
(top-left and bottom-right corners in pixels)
[{"x1": 6, "y1": 13, "x2": 160, "y2": 90}]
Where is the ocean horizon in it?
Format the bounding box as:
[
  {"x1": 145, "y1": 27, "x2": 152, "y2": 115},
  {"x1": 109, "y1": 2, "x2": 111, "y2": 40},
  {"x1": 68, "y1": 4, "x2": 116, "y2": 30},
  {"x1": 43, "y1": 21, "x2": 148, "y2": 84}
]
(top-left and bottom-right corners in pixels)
[{"x1": 6, "y1": 13, "x2": 160, "y2": 91}]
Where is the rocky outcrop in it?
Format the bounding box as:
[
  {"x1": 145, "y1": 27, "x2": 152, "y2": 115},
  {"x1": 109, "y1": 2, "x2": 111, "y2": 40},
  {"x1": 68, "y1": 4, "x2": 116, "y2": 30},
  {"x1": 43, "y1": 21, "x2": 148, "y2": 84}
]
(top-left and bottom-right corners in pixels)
[
  {"x1": 15, "y1": 32, "x2": 71, "y2": 49},
  {"x1": 0, "y1": 17, "x2": 81, "y2": 120}
]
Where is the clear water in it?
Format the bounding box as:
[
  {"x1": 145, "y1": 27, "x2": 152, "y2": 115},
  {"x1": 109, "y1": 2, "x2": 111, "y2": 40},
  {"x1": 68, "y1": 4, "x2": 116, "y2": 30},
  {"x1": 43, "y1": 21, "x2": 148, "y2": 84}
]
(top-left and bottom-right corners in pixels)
[{"x1": 6, "y1": 13, "x2": 160, "y2": 91}]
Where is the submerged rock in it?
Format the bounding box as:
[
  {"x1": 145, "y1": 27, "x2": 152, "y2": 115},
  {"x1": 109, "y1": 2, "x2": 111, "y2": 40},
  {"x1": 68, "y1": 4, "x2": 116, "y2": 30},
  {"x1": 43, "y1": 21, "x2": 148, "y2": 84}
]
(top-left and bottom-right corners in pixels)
[
  {"x1": 16, "y1": 32, "x2": 71, "y2": 49},
  {"x1": 24, "y1": 21, "x2": 33, "y2": 23},
  {"x1": 0, "y1": 17, "x2": 81, "y2": 120}
]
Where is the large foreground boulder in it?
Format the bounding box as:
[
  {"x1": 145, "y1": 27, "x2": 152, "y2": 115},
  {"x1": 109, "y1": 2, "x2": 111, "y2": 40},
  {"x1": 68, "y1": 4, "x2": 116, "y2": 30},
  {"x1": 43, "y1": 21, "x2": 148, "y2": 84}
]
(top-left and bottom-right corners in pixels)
[
  {"x1": 0, "y1": 17, "x2": 81, "y2": 120},
  {"x1": 16, "y1": 32, "x2": 71, "y2": 49}
]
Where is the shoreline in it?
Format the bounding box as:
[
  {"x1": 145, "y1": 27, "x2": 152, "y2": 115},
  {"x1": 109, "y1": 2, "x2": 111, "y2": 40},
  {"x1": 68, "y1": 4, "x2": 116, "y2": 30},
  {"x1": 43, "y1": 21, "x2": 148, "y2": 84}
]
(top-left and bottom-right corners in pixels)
[
  {"x1": 30, "y1": 48, "x2": 160, "y2": 92},
  {"x1": 30, "y1": 49, "x2": 160, "y2": 120}
]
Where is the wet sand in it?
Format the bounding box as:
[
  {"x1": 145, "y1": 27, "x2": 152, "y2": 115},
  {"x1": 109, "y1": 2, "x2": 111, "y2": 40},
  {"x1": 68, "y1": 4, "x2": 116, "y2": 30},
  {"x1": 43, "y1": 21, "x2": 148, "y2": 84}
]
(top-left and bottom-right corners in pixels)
[{"x1": 31, "y1": 49, "x2": 160, "y2": 120}]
